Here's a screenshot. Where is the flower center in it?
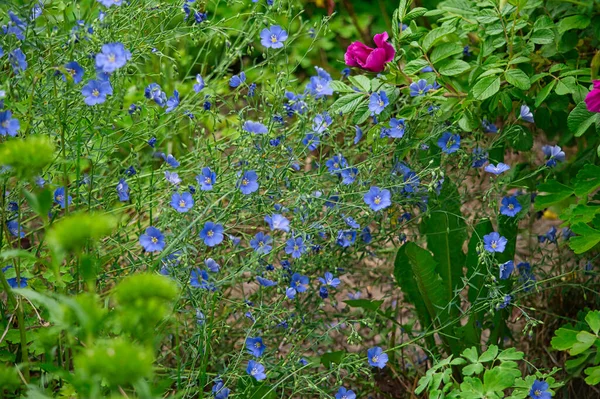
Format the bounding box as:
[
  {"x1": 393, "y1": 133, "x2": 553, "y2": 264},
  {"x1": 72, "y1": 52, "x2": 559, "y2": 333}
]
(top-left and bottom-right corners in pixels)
[
  {"x1": 179, "y1": 199, "x2": 186, "y2": 208},
  {"x1": 207, "y1": 230, "x2": 214, "y2": 237},
  {"x1": 56, "y1": 195, "x2": 63, "y2": 202},
  {"x1": 151, "y1": 237, "x2": 158, "y2": 243},
  {"x1": 204, "y1": 177, "x2": 212, "y2": 184},
  {"x1": 346, "y1": 234, "x2": 352, "y2": 240},
  {"x1": 534, "y1": 390, "x2": 541, "y2": 396},
  {"x1": 251, "y1": 367, "x2": 258, "y2": 375},
  {"x1": 508, "y1": 204, "x2": 514, "y2": 210},
  {"x1": 378, "y1": 100, "x2": 384, "y2": 107},
  {"x1": 1, "y1": 121, "x2": 8, "y2": 128},
  {"x1": 242, "y1": 178, "x2": 249, "y2": 186},
  {"x1": 374, "y1": 196, "x2": 381, "y2": 205},
  {"x1": 372, "y1": 355, "x2": 379, "y2": 362},
  {"x1": 491, "y1": 241, "x2": 497, "y2": 249},
  {"x1": 270, "y1": 34, "x2": 278, "y2": 43},
  {"x1": 333, "y1": 163, "x2": 339, "y2": 168},
  {"x1": 258, "y1": 241, "x2": 264, "y2": 247},
  {"x1": 92, "y1": 89, "x2": 100, "y2": 97},
  {"x1": 255, "y1": 342, "x2": 261, "y2": 348},
  {"x1": 68, "y1": 68, "x2": 76, "y2": 76},
  {"x1": 108, "y1": 54, "x2": 116, "y2": 63},
  {"x1": 293, "y1": 245, "x2": 299, "y2": 251}
]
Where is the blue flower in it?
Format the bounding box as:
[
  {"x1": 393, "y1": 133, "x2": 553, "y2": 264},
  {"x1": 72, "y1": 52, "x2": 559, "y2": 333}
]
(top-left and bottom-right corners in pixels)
[
  {"x1": 483, "y1": 232, "x2": 507, "y2": 253},
  {"x1": 199, "y1": 222, "x2": 224, "y2": 247},
  {"x1": 248, "y1": 83, "x2": 257, "y2": 97},
  {"x1": 196, "y1": 167, "x2": 216, "y2": 191},
  {"x1": 7, "y1": 220, "x2": 24, "y2": 238},
  {"x1": 53, "y1": 187, "x2": 72, "y2": 208},
  {"x1": 340, "y1": 167, "x2": 358, "y2": 185},
  {"x1": 243, "y1": 120, "x2": 268, "y2": 134},
  {"x1": 9, "y1": 48, "x2": 27, "y2": 74},
  {"x1": 2, "y1": 266, "x2": 27, "y2": 288},
  {"x1": 529, "y1": 380, "x2": 551, "y2": 399},
  {"x1": 62, "y1": 61, "x2": 84, "y2": 84},
  {"x1": 305, "y1": 75, "x2": 333, "y2": 98},
  {"x1": 437, "y1": 132, "x2": 460, "y2": 154},
  {"x1": 302, "y1": 133, "x2": 320, "y2": 151},
  {"x1": 161, "y1": 154, "x2": 180, "y2": 168},
  {"x1": 326, "y1": 154, "x2": 348, "y2": 175},
  {"x1": 212, "y1": 379, "x2": 230, "y2": 399},
  {"x1": 0, "y1": 111, "x2": 20, "y2": 137},
  {"x1": 190, "y1": 269, "x2": 213, "y2": 290},
  {"x1": 165, "y1": 90, "x2": 180, "y2": 113},
  {"x1": 246, "y1": 360, "x2": 266, "y2": 381},
  {"x1": 98, "y1": 0, "x2": 124, "y2": 6},
  {"x1": 171, "y1": 192, "x2": 194, "y2": 212},
  {"x1": 335, "y1": 387, "x2": 356, "y2": 399},
  {"x1": 116, "y1": 178, "x2": 129, "y2": 201},
  {"x1": 229, "y1": 71, "x2": 246, "y2": 88},
  {"x1": 499, "y1": 260, "x2": 514, "y2": 280},
  {"x1": 265, "y1": 214, "x2": 290, "y2": 232},
  {"x1": 139, "y1": 227, "x2": 165, "y2": 252},
  {"x1": 319, "y1": 286, "x2": 329, "y2": 299},
  {"x1": 497, "y1": 294, "x2": 512, "y2": 309},
  {"x1": 337, "y1": 230, "x2": 356, "y2": 247},
  {"x1": 463, "y1": 46, "x2": 472, "y2": 57},
  {"x1": 205, "y1": 258, "x2": 220, "y2": 272},
  {"x1": 380, "y1": 118, "x2": 405, "y2": 139},
  {"x1": 95, "y1": 42, "x2": 131, "y2": 74},
  {"x1": 484, "y1": 163, "x2": 510, "y2": 175},
  {"x1": 250, "y1": 232, "x2": 273, "y2": 255},
  {"x1": 482, "y1": 119, "x2": 498, "y2": 133},
  {"x1": 367, "y1": 346, "x2": 388, "y2": 369},
  {"x1": 500, "y1": 196, "x2": 521, "y2": 217},
  {"x1": 538, "y1": 226, "x2": 557, "y2": 244},
  {"x1": 343, "y1": 216, "x2": 360, "y2": 229},
  {"x1": 165, "y1": 171, "x2": 182, "y2": 185},
  {"x1": 285, "y1": 237, "x2": 307, "y2": 259},
  {"x1": 257, "y1": 276, "x2": 277, "y2": 287},
  {"x1": 520, "y1": 104, "x2": 534, "y2": 123},
  {"x1": 145, "y1": 83, "x2": 167, "y2": 106},
  {"x1": 290, "y1": 272, "x2": 309, "y2": 292},
  {"x1": 194, "y1": 11, "x2": 207, "y2": 23},
  {"x1": 238, "y1": 170, "x2": 259, "y2": 194},
  {"x1": 354, "y1": 125, "x2": 363, "y2": 144},
  {"x1": 260, "y1": 25, "x2": 288, "y2": 48},
  {"x1": 361, "y1": 227, "x2": 372, "y2": 243},
  {"x1": 148, "y1": 137, "x2": 157, "y2": 147},
  {"x1": 471, "y1": 148, "x2": 488, "y2": 168},
  {"x1": 312, "y1": 112, "x2": 332, "y2": 133},
  {"x1": 319, "y1": 272, "x2": 341, "y2": 288},
  {"x1": 364, "y1": 186, "x2": 391, "y2": 211},
  {"x1": 542, "y1": 145, "x2": 565, "y2": 167},
  {"x1": 369, "y1": 91, "x2": 389, "y2": 115},
  {"x1": 193, "y1": 74, "x2": 205, "y2": 92},
  {"x1": 81, "y1": 79, "x2": 113, "y2": 105},
  {"x1": 409, "y1": 79, "x2": 432, "y2": 97},
  {"x1": 246, "y1": 337, "x2": 266, "y2": 357}
]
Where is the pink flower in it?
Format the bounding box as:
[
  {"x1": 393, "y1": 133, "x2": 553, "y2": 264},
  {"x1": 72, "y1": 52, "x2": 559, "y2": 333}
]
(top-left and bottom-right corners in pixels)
[
  {"x1": 344, "y1": 32, "x2": 395, "y2": 73},
  {"x1": 585, "y1": 80, "x2": 600, "y2": 113}
]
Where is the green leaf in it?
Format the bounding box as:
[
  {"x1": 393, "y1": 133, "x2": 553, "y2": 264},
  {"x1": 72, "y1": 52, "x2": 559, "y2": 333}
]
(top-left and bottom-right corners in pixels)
[
  {"x1": 569, "y1": 223, "x2": 600, "y2": 254},
  {"x1": 505, "y1": 69, "x2": 531, "y2": 90},
  {"x1": 561, "y1": 204, "x2": 600, "y2": 225},
  {"x1": 479, "y1": 345, "x2": 499, "y2": 362},
  {"x1": 504, "y1": 125, "x2": 533, "y2": 151},
  {"x1": 320, "y1": 351, "x2": 345, "y2": 369},
  {"x1": 404, "y1": 59, "x2": 430, "y2": 75},
  {"x1": 586, "y1": 311, "x2": 600, "y2": 335},
  {"x1": 463, "y1": 363, "x2": 484, "y2": 376},
  {"x1": 571, "y1": 331, "x2": 597, "y2": 356},
  {"x1": 533, "y1": 180, "x2": 573, "y2": 211},
  {"x1": 47, "y1": 213, "x2": 117, "y2": 258},
  {"x1": 568, "y1": 102, "x2": 598, "y2": 137},
  {"x1": 472, "y1": 76, "x2": 501, "y2": 100},
  {"x1": 483, "y1": 366, "x2": 521, "y2": 393},
  {"x1": 585, "y1": 365, "x2": 600, "y2": 385},
  {"x1": 509, "y1": 56, "x2": 530, "y2": 65},
  {"x1": 439, "y1": 59, "x2": 471, "y2": 76},
  {"x1": 329, "y1": 80, "x2": 355, "y2": 93},
  {"x1": 404, "y1": 7, "x2": 428, "y2": 22},
  {"x1": 422, "y1": 26, "x2": 456, "y2": 51},
  {"x1": 344, "y1": 299, "x2": 384, "y2": 312},
  {"x1": 530, "y1": 29, "x2": 555, "y2": 44},
  {"x1": 462, "y1": 347, "x2": 480, "y2": 363},
  {"x1": 330, "y1": 92, "x2": 365, "y2": 115},
  {"x1": 0, "y1": 136, "x2": 55, "y2": 179},
  {"x1": 555, "y1": 77, "x2": 578, "y2": 95},
  {"x1": 574, "y1": 164, "x2": 600, "y2": 197},
  {"x1": 431, "y1": 42, "x2": 464, "y2": 64},
  {"x1": 535, "y1": 80, "x2": 556, "y2": 107},
  {"x1": 558, "y1": 15, "x2": 591, "y2": 34},
  {"x1": 552, "y1": 327, "x2": 582, "y2": 351},
  {"x1": 347, "y1": 76, "x2": 371, "y2": 92},
  {"x1": 497, "y1": 347, "x2": 524, "y2": 361},
  {"x1": 22, "y1": 188, "x2": 53, "y2": 219}
]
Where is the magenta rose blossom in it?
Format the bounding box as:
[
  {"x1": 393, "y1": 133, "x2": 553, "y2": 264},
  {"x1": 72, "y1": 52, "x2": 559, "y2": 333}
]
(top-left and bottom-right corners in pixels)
[
  {"x1": 344, "y1": 32, "x2": 395, "y2": 73},
  {"x1": 585, "y1": 80, "x2": 600, "y2": 113}
]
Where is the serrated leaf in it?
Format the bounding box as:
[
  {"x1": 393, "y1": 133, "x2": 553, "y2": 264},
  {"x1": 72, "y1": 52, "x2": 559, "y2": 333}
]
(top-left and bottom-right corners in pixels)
[
  {"x1": 463, "y1": 363, "x2": 484, "y2": 376},
  {"x1": 568, "y1": 102, "x2": 598, "y2": 137},
  {"x1": 530, "y1": 29, "x2": 554, "y2": 44},
  {"x1": 551, "y1": 327, "x2": 581, "y2": 351},
  {"x1": 404, "y1": 59, "x2": 430, "y2": 75},
  {"x1": 472, "y1": 76, "x2": 501, "y2": 100},
  {"x1": 558, "y1": 15, "x2": 591, "y2": 34},
  {"x1": 479, "y1": 345, "x2": 498, "y2": 362},
  {"x1": 497, "y1": 347, "x2": 524, "y2": 361},
  {"x1": 348, "y1": 75, "x2": 371, "y2": 92},
  {"x1": 509, "y1": 56, "x2": 530, "y2": 65},
  {"x1": 329, "y1": 80, "x2": 355, "y2": 93},
  {"x1": 555, "y1": 76, "x2": 577, "y2": 95},
  {"x1": 574, "y1": 164, "x2": 600, "y2": 197},
  {"x1": 431, "y1": 42, "x2": 464, "y2": 64},
  {"x1": 462, "y1": 347, "x2": 479, "y2": 363},
  {"x1": 585, "y1": 365, "x2": 600, "y2": 385},
  {"x1": 330, "y1": 92, "x2": 366, "y2": 115},
  {"x1": 505, "y1": 69, "x2": 531, "y2": 90},
  {"x1": 533, "y1": 180, "x2": 573, "y2": 210},
  {"x1": 439, "y1": 59, "x2": 471, "y2": 76},
  {"x1": 569, "y1": 223, "x2": 600, "y2": 254},
  {"x1": 585, "y1": 310, "x2": 600, "y2": 335},
  {"x1": 571, "y1": 331, "x2": 597, "y2": 356},
  {"x1": 535, "y1": 80, "x2": 556, "y2": 107},
  {"x1": 422, "y1": 26, "x2": 456, "y2": 51},
  {"x1": 404, "y1": 7, "x2": 428, "y2": 21}
]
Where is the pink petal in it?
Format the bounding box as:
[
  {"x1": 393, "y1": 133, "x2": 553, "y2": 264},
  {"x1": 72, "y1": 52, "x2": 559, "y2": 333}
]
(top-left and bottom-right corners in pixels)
[
  {"x1": 585, "y1": 89, "x2": 600, "y2": 113},
  {"x1": 345, "y1": 41, "x2": 373, "y2": 67},
  {"x1": 593, "y1": 80, "x2": 600, "y2": 90},
  {"x1": 373, "y1": 32, "x2": 396, "y2": 63},
  {"x1": 361, "y1": 48, "x2": 388, "y2": 72}
]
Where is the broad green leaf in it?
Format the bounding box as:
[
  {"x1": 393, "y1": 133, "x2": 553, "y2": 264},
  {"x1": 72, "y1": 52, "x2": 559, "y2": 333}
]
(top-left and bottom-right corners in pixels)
[
  {"x1": 404, "y1": 59, "x2": 430, "y2": 75},
  {"x1": 330, "y1": 92, "x2": 365, "y2": 115},
  {"x1": 561, "y1": 204, "x2": 600, "y2": 225},
  {"x1": 574, "y1": 164, "x2": 600, "y2": 197},
  {"x1": 558, "y1": 15, "x2": 591, "y2": 34},
  {"x1": 344, "y1": 299, "x2": 384, "y2": 312},
  {"x1": 505, "y1": 69, "x2": 531, "y2": 90},
  {"x1": 585, "y1": 310, "x2": 600, "y2": 335},
  {"x1": 571, "y1": 331, "x2": 597, "y2": 356},
  {"x1": 555, "y1": 77, "x2": 577, "y2": 95},
  {"x1": 0, "y1": 136, "x2": 55, "y2": 179},
  {"x1": 462, "y1": 347, "x2": 480, "y2": 363},
  {"x1": 422, "y1": 26, "x2": 456, "y2": 51},
  {"x1": 320, "y1": 351, "x2": 345, "y2": 368},
  {"x1": 463, "y1": 363, "x2": 484, "y2": 376},
  {"x1": 479, "y1": 345, "x2": 498, "y2": 362},
  {"x1": 472, "y1": 76, "x2": 501, "y2": 100},
  {"x1": 504, "y1": 125, "x2": 533, "y2": 151},
  {"x1": 535, "y1": 80, "x2": 556, "y2": 107},
  {"x1": 530, "y1": 29, "x2": 554, "y2": 44},
  {"x1": 483, "y1": 366, "x2": 521, "y2": 393},
  {"x1": 329, "y1": 80, "x2": 355, "y2": 93},
  {"x1": 509, "y1": 56, "x2": 530, "y2": 65},
  {"x1": 569, "y1": 223, "x2": 600, "y2": 254},
  {"x1": 22, "y1": 188, "x2": 53, "y2": 219},
  {"x1": 497, "y1": 347, "x2": 524, "y2": 361},
  {"x1": 585, "y1": 365, "x2": 600, "y2": 386},
  {"x1": 431, "y1": 42, "x2": 464, "y2": 64},
  {"x1": 47, "y1": 213, "x2": 117, "y2": 258},
  {"x1": 533, "y1": 180, "x2": 573, "y2": 211},
  {"x1": 404, "y1": 7, "x2": 428, "y2": 22},
  {"x1": 439, "y1": 59, "x2": 471, "y2": 76},
  {"x1": 551, "y1": 327, "x2": 579, "y2": 350},
  {"x1": 568, "y1": 102, "x2": 598, "y2": 137},
  {"x1": 348, "y1": 76, "x2": 371, "y2": 92}
]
